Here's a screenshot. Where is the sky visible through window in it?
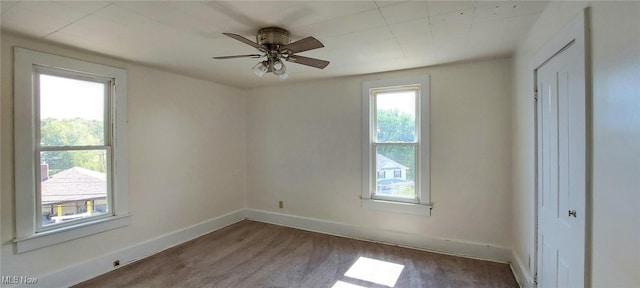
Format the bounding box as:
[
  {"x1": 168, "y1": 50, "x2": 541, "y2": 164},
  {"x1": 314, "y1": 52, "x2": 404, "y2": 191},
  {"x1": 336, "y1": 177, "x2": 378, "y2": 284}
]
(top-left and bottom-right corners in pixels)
[
  {"x1": 376, "y1": 90, "x2": 415, "y2": 116},
  {"x1": 39, "y1": 74, "x2": 104, "y2": 121}
]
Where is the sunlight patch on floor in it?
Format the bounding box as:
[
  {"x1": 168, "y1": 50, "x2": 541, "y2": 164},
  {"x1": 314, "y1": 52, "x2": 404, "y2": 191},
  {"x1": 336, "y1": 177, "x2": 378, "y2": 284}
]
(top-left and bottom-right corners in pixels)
[{"x1": 342, "y1": 256, "x2": 405, "y2": 287}]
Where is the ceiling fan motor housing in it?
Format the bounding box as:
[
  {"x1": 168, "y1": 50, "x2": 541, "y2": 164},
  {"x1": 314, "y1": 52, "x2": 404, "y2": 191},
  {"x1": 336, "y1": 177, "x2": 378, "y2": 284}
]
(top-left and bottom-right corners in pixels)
[{"x1": 256, "y1": 27, "x2": 291, "y2": 49}]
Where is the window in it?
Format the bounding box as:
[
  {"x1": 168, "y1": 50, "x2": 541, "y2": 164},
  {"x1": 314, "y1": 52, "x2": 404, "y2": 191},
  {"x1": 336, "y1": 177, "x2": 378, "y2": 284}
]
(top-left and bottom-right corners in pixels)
[
  {"x1": 14, "y1": 48, "x2": 129, "y2": 253},
  {"x1": 361, "y1": 76, "x2": 431, "y2": 216}
]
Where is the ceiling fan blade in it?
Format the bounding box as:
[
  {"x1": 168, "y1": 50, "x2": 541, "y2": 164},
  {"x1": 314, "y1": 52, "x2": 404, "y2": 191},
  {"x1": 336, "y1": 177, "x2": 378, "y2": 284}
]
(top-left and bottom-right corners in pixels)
[
  {"x1": 212, "y1": 54, "x2": 262, "y2": 59},
  {"x1": 286, "y1": 55, "x2": 330, "y2": 69},
  {"x1": 222, "y1": 33, "x2": 264, "y2": 51},
  {"x1": 281, "y1": 36, "x2": 324, "y2": 53}
]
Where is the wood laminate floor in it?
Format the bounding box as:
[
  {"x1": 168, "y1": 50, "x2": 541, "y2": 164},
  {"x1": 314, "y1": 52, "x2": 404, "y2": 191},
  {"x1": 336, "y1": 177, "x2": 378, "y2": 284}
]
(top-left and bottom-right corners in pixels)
[{"x1": 75, "y1": 220, "x2": 518, "y2": 288}]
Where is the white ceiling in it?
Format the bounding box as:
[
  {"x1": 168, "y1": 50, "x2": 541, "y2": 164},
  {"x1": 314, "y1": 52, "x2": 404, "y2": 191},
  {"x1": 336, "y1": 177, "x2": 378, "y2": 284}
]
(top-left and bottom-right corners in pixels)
[{"x1": 0, "y1": 1, "x2": 547, "y2": 89}]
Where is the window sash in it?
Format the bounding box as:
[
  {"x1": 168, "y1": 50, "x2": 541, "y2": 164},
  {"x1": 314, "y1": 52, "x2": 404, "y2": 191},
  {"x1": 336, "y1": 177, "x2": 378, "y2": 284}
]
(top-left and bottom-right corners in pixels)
[
  {"x1": 372, "y1": 143, "x2": 419, "y2": 203},
  {"x1": 35, "y1": 147, "x2": 113, "y2": 232},
  {"x1": 35, "y1": 66, "x2": 113, "y2": 148},
  {"x1": 372, "y1": 87, "x2": 418, "y2": 144}
]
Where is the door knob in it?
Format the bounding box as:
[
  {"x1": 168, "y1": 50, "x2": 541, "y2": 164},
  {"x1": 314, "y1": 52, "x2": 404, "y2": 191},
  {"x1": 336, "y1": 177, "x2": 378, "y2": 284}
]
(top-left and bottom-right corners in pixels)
[{"x1": 568, "y1": 210, "x2": 577, "y2": 217}]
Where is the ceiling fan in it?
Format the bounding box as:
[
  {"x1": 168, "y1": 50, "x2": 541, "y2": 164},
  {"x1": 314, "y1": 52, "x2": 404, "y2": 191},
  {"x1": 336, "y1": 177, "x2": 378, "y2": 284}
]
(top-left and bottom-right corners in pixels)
[{"x1": 213, "y1": 27, "x2": 330, "y2": 79}]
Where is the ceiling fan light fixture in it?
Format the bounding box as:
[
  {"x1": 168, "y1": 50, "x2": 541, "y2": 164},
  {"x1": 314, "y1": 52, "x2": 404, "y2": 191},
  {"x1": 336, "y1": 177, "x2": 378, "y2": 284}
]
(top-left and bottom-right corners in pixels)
[
  {"x1": 278, "y1": 72, "x2": 289, "y2": 80},
  {"x1": 253, "y1": 61, "x2": 268, "y2": 77},
  {"x1": 272, "y1": 59, "x2": 287, "y2": 76},
  {"x1": 272, "y1": 59, "x2": 284, "y2": 71}
]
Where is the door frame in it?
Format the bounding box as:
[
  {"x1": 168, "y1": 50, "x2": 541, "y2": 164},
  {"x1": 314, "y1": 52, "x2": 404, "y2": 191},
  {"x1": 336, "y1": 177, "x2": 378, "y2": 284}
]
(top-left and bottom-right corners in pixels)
[{"x1": 531, "y1": 7, "x2": 591, "y2": 288}]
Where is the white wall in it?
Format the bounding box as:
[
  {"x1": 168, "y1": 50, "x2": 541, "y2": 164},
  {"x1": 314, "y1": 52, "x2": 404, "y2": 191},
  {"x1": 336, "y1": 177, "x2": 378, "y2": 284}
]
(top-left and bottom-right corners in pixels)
[
  {"x1": 0, "y1": 33, "x2": 247, "y2": 283},
  {"x1": 246, "y1": 59, "x2": 513, "y2": 251},
  {"x1": 512, "y1": 2, "x2": 640, "y2": 287},
  {"x1": 589, "y1": 2, "x2": 640, "y2": 286}
]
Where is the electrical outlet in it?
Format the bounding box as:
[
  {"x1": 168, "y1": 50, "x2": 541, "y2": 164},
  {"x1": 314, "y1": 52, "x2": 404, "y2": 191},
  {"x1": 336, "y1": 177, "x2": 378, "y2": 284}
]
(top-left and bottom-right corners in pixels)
[
  {"x1": 113, "y1": 260, "x2": 120, "y2": 267},
  {"x1": 278, "y1": 200, "x2": 284, "y2": 209}
]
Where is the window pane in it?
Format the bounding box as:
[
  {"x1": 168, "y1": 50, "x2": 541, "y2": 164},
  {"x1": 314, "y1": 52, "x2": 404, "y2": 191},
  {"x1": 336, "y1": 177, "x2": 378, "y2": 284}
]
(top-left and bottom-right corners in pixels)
[
  {"x1": 40, "y1": 150, "x2": 108, "y2": 227},
  {"x1": 39, "y1": 74, "x2": 105, "y2": 146},
  {"x1": 375, "y1": 91, "x2": 416, "y2": 143},
  {"x1": 375, "y1": 145, "x2": 416, "y2": 199}
]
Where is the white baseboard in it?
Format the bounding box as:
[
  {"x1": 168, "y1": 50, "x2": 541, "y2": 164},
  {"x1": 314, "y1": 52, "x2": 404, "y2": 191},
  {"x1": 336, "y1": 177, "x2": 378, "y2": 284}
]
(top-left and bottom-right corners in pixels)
[
  {"x1": 245, "y1": 209, "x2": 512, "y2": 263},
  {"x1": 510, "y1": 249, "x2": 535, "y2": 288},
  {"x1": 23, "y1": 209, "x2": 245, "y2": 288}
]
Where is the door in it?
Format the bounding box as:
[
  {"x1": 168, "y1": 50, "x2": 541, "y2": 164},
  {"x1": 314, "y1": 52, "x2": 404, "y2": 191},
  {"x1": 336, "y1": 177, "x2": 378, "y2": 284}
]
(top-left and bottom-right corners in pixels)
[{"x1": 536, "y1": 38, "x2": 586, "y2": 287}]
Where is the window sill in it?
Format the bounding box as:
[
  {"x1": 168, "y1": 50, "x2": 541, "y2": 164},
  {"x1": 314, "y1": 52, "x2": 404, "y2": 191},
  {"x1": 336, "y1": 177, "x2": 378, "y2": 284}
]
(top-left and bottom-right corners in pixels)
[
  {"x1": 14, "y1": 214, "x2": 130, "y2": 253},
  {"x1": 361, "y1": 199, "x2": 431, "y2": 216}
]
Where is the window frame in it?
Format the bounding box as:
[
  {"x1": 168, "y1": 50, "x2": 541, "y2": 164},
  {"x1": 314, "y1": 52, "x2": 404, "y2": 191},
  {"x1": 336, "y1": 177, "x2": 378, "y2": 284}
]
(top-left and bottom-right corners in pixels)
[
  {"x1": 35, "y1": 67, "x2": 114, "y2": 232},
  {"x1": 14, "y1": 47, "x2": 129, "y2": 253},
  {"x1": 361, "y1": 75, "x2": 431, "y2": 216}
]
